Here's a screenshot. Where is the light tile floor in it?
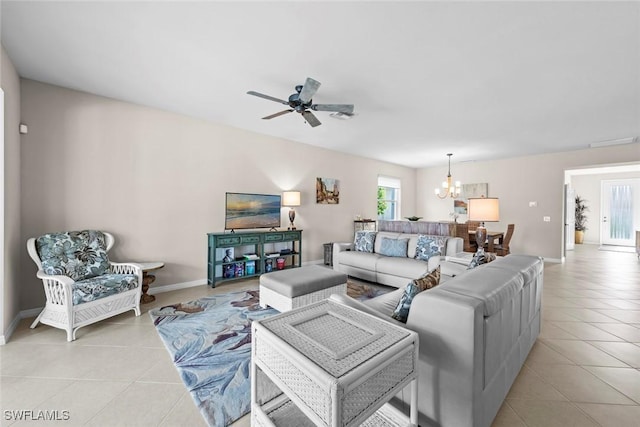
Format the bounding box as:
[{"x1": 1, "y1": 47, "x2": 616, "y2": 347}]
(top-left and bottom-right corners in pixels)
[{"x1": 1, "y1": 244, "x2": 638, "y2": 426}]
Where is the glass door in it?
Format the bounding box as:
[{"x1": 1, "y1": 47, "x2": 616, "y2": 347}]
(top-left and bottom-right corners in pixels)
[{"x1": 601, "y1": 179, "x2": 639, "y2": 246}]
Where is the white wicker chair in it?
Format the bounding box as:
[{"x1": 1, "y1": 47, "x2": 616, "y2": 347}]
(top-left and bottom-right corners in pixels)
[{"x1": 27, "y1": 231, "x2": 142, "y2": 341}]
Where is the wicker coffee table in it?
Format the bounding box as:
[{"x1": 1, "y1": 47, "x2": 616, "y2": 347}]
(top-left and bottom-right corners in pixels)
[{"x1": 251, "y1": 298, "x2": 419, "y2": 427}]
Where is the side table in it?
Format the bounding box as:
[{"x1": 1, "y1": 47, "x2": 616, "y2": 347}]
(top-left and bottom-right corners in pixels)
[
  {"x1": 251, "y1": 298, "x2": 419, "y2": 427},
  {"x1": 139, "y1": 262, "x2": 164, "y2": 304}
]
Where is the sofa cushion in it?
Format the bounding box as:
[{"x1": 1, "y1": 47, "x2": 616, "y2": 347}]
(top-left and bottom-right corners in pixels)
[
  {"x1": 72, "y1": 273, "x2": 138, "y2": 305},
  {"x1": 442, "y1": 266, "x2": 524, "y2": 316},
  {"x1": 338, "y1": 250, "x2": 381, "y2": 271},
  {"x1": 354, "y1": 231, "x2": 376, "y2": 253},
  {"x1": 391, "y1": 266, "x2": 441, "y2": 323},
  {"x1": 486, "y1": 254, "x2": 543, "y2": 283},
  {"x1": 363, "y1": 288, "x2": 405, "y2": 317},
  {"x1": 373, "y1": 232, "x2": 402, "y2": 254},
  {"x1": 379, "y1": 237, "x2": 409, "y2": 257},
  {"x1": 415, "y1": 235, "x2": 442, "y2": 261},
  {"x1": 376, "y1": 256, "x2": 432, "y2": 280},
  {"x1": 36, "y1": 230, "x2": 111, "y2": 281},
  {"x1": 467, "y1": 250, "x2": 497, "y2": 269}
]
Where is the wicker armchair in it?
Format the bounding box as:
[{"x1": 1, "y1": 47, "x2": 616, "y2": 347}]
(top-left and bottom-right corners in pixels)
[{"x1": 27, "y1": 230, "x2": 142, "y2": 341}]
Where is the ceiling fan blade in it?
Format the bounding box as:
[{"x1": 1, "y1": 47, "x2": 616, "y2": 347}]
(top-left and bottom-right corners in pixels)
[
  {"x1": 301, "y1": 110, "x2": 322, "y2": 127},
  {"x1": 298, "y1": 78, "x2": 321, "y2": 104},
  {"x1": 311, "y1": 104, "x2": 354, "y2": 114},
  {"x1": 247, "y1": 91, "x2": 289, "y2": 105},
  {"x1": 262, "y1": 109, "x2": 293, "y2": 120}
]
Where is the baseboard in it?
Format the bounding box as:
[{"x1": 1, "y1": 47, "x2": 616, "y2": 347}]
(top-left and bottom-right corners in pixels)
[
  {"x1": 148, "y1": 260, "x2": 325, "y2": 295},
  {"x1": 1, "y1": 311, "x2": 31, "y2": 345},
  {"x1": 542, "y1": 257, "x2": 562, "y2": 263}
]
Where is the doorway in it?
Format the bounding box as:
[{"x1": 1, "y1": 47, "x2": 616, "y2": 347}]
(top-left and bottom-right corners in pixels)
[{"x1": 601, "y1": 179, "x2": 639, "y2": 247}]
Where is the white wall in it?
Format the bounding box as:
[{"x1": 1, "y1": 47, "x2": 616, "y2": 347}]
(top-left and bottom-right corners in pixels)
[
  {"x1": 572, "y1": 171, "x2": 640, "y2": 244},
  {"x1": 1, "y1": 45, "x2": 22, "y2": 343},
  {"x1": 416, "y1": 147, "x2": 640, "y2": 260},
  {"x1": 19, "y1": 79, "x2": 416, "y2": 311}
]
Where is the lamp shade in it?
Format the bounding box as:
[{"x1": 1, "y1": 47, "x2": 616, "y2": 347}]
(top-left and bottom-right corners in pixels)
[
  {"x1": 282, "y1": 191, "x2": 301, "y2": 207},
  {"x1": 468, "y1": 198, "x2": 500, "y2": 222}
]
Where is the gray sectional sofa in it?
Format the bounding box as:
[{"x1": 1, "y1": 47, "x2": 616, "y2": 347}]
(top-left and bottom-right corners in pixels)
[{"x1": 331, "y1": 254, "x2": 544, "y2": 427}]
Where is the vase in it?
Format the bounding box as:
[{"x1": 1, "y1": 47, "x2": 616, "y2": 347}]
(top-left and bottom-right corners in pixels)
[{"x1": 575, "y1": 230, "x2": 585, "y2": 244}]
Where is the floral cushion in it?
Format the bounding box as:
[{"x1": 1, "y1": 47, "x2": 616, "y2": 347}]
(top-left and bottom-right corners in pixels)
[
  {"x1": 354, "y1": 231, "x2": 376, "y2": 253},
  {"x1": 36, "y1": 230, "x2": 111, "y2": 281},
  {"x1": 468, "y1": 250, "x2": 497, "y2": 269},
  {"x1": 72, "y1": 274, "x2": 138, "y2": 305},
  {"x1": 391, "y1": 266, "x2": 441, "y2": 323},
  {"x1": 379, "y1": 237, "x2": 409, "y2": 257},
  {"x1": 415, "y1": 235, "x2": 442, "y2": 261}
]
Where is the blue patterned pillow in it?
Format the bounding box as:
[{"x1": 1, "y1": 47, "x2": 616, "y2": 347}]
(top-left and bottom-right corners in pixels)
[
  {"x1": 468, "y1": 250, "x2": 497, "y2": 269},
  {"x1": 36, "y1": 230, "x2": 111, "y2": 281},
  {"x1": 354, "y1": 231, "x2": 376, "y2": 253},
  {"x1": 379, "y1": 237, "x2": 409, "y2": 257},
  {"x1": 415, "y1": 235, "x2": 441, "y2": 261},
  {"x1": 392, "y1": 266, "x2": 441, "y2": 323}
]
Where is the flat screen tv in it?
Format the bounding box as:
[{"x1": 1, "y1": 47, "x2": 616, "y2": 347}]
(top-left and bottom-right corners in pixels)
[{"x1": 225, "y1": 192, "x2": 281, "y2": 231}]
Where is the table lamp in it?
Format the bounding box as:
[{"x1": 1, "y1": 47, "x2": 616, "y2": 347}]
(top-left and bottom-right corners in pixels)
[
  {"x1": 467, "y1": 197, "x2": 500, "y2": 251},
  {"x1": 282, "y1": 191, "x2": 301, "y2": 230}
]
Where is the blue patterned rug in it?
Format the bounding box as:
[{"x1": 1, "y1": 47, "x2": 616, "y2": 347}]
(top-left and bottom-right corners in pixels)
[{"x1": 149, "y1": 282, "x2": 391, "y2": 426}]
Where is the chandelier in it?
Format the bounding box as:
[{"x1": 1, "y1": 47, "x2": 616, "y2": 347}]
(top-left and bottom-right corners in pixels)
[{"x1": 435, "y1": 153, "x2": 461, "y2": 199}]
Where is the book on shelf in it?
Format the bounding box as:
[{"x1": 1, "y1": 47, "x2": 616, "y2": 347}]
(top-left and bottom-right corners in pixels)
[
  {"x1": 221, "y1": 247, "x2": 234, "y2": 263},
  {"x1": 245, "y1": 261, "x2": 256, "y2": 275},
  {"x1": 243, "y1": 253, "x2": 259, "y2": 261},
  {"x1": 265, "y1": 252, "x2": 280, "y2": 258}
]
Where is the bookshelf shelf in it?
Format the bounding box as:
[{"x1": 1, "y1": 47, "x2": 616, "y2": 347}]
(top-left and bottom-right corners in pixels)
[{"x1": 207, "y1": 230, "x2": 302, "y2": 287}]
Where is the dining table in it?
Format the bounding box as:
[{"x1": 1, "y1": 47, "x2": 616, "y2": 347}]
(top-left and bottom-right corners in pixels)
[{"x1": 468, "y1": 231, "x2": 504, "y2": 252}]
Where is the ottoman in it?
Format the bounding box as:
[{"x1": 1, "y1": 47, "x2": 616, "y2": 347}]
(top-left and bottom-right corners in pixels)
[{"x1": 259, "y1": 265, "x2": 348, "y2": 312}]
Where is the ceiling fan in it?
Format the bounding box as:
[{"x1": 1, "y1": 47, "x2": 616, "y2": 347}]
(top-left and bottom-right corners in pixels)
[{"x1": 247, "y1": 77, "x2": 355, "y2": 127}]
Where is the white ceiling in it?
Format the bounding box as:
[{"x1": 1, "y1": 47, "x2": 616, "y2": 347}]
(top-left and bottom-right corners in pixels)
[{"x1": 2, "y1": 1, "x2": 639, "y2": 168}]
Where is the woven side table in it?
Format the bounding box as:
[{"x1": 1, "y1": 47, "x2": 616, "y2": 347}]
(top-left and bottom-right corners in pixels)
[{"x1": 251, "y1": 299, "x2": 419, "y2": 427}]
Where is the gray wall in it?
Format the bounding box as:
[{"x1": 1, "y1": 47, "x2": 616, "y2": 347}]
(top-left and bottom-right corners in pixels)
[
  {"x1": 19, "y1": 79, "x2": 416, "y2": 311},
  {"x1": 416, "y1": 146, "x2": 640, "y2": 260},
  {"x1": 1, "y1": 45, "x2": 21, "y2": 342}
]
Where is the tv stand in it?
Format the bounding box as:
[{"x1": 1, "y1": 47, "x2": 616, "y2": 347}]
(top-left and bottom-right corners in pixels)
[{"x1": 207, "y1": 230, "x2": 302, "y2": 287}]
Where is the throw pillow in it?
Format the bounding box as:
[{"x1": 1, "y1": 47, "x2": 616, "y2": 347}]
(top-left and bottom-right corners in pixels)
[
  {"x1": 415, "y1": 235, "x2": 440, "y2": 261},
  {"x1": 36, "y1": 230, "x2": 111, "y2": 281},
  {"x1": 391, "y1": 266, "x2": 441, "y2": 323},
  {"x1": 379, "y1": 237, "x2": 409, "y2": 257},
  {"x1": 467, "y1": 250, "x2": 497, "y2": 269},
  {"x1": 354, "y1": 231, "x2": 376, "y2": 253}
]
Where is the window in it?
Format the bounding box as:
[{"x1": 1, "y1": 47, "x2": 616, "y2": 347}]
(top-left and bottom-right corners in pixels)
[{"x1": 378, "y1": 176, "x2": 401, "y2": 220}]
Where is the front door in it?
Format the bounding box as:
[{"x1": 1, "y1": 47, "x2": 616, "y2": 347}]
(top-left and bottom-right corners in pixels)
[{"x1": 601, "y1": 179, "x2": 639, "y2": 247}]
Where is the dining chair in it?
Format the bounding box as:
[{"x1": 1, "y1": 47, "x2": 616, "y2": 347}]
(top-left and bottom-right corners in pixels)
[
  {"x1": 457, "y1": 223, "x2": 477, "y2": 252},
  {"x1": 485, "y1": 224, "x2": 514, "y2": 256}
]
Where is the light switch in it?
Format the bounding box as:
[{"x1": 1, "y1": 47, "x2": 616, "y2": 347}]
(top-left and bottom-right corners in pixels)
[
  {"x1": 529, "y1": 201, "x2": 537, "y2": 207},
  {"x1": 543, "y1": 216, "x2": 551, "y2": 222}
]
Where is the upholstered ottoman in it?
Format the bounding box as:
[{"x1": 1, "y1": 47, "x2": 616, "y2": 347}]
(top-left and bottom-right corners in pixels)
[{"x1": 259, "y1": 265, "x2": 348, "y2": 312}]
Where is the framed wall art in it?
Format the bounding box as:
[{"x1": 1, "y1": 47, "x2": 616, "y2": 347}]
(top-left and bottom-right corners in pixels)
[
  {"x1": 316, "y1": 177, "x2": 340, "y2": 204},
  {"x1": 454, "y1": 183, "x2": 488, "y2": 214}
]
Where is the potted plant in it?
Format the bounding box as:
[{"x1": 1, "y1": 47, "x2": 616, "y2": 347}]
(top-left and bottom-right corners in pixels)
[{"x1": 575, "y1": 195, "x2": 589, "y2": 244}]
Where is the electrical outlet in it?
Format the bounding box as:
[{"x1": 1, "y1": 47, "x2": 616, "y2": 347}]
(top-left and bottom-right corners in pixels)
[
  {"x1": 543, "y1": 216, "x2": 551, "y2": 222},
  {"x1": 529, "y1": 201, "x2": 537, "y2": 207}
]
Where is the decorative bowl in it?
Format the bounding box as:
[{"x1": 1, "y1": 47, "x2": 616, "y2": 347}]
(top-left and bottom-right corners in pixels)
[{"x1": 405, "y1": 216, "x2": 422, "y2": 221}]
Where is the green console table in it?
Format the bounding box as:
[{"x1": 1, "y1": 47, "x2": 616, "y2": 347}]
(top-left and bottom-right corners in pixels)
[{"x1": 207, "y1": 230, "x2": 302, "y2": 287}]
